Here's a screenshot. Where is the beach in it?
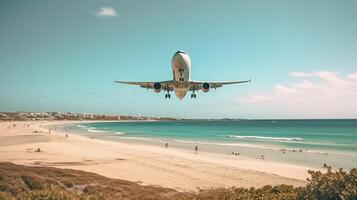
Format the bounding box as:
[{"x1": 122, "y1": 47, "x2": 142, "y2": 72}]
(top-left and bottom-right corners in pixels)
[{"x1": 0, "y1": 120, "x2": 311, "y2": 191}]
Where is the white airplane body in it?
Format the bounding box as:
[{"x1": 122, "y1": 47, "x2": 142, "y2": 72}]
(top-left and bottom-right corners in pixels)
[{"x1": 115, "y1": 50, "x2": 250, "y2": 100}]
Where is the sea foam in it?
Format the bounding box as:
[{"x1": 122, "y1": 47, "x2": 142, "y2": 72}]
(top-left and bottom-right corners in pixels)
[
  {"x1": 87, "y1": 127, "x2": 105, "y2": 133},
  {"x1": 76, "y1": 125, "x2": 88, "y2": 129},
  {"x1": 228, "y1": 135, "x2": 303, "y2": 141}
]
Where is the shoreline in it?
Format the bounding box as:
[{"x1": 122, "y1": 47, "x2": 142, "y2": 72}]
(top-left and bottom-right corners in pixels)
[
  {"x1": 0, "y1": 120, "x2": 310, "y2": 191},
  {"x1": 61, "y1": 121, "x2": 357, "y2": 170}
]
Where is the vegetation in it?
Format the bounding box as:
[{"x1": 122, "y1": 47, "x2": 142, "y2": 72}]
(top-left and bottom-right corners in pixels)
[
  {"x1": 0, "y1": 162, "x2": 182, "y2": 200},
  {"x1": 0, "y1": 162, "x2": 356, "y2": 200},
  {"x1": 298, "y1": 167, "x2": 357, "y2": 200},
  {"x1": 184, "y1": 167, "x2": 357, "y2": 200}
]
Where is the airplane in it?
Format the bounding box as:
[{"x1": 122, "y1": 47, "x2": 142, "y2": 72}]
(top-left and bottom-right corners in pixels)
[{"x1": 114, "y1": 50, "x2": 251, "y2": 100}]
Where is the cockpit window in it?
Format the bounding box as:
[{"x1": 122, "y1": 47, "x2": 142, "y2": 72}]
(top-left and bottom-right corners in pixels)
[{"x1": 176, "y1": 50, "x2": 186, "y2": 55}]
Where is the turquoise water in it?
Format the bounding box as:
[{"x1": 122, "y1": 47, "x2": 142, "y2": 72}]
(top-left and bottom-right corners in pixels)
[{"x1": 64, "y1": 120, "x2": 357, "y2": 169}]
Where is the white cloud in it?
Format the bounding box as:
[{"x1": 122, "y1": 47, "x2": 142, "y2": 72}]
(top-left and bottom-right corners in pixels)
[
  {"x1": 292, "y1": 80, "x2": 318, "y2": 90},
  {"x1": 290, "y1": 72, "x2": 312, "y2": 77},
  {"x1": 274, "y1": 84, "x2": 301, "y2": 96},
  {"x1": 347, "y1": 73, "x2": 357, "y2": 80},
  {"x1": 237, "y1": 71, "x2": 357, "y2": 118},
  {"x1": 95, "y1": 7, "x2": 118, "y2": 17}
]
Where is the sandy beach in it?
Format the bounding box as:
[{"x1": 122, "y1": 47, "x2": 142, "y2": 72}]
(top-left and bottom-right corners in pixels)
[{"x1": 0, "y1": 120, "x2": 311, "y2": 191}]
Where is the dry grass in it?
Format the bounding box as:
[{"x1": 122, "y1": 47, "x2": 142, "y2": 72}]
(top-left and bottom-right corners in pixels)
[
  {"x1": 0, "y1": 162, "x2": 356, "y2": 200},
  {"x1": 0, "y1": 162, "x2": 183, "y2": 200}
]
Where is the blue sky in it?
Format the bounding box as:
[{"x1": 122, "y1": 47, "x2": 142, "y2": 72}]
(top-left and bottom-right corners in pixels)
[{"x1": 0, "y1": 0, "x2": 356, "y2": 119}]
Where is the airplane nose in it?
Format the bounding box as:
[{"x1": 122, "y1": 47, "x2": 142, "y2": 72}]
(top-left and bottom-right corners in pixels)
[{"x1": 175, "y1": 50, "x2": 187, "y2": 55}]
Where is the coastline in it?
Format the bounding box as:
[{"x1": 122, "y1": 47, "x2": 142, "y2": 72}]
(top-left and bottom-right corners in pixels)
[
  {"x1": 61, "y1": 120, "x2": 357, "y2": 170},
  {"x1": 0, "y1": 120, "x2": 310, "y2": 191}
]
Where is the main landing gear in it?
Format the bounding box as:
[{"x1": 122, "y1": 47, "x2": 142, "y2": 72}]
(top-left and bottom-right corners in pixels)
[{"x1": 191, "y1": 90, "x2": 197, "y2": 98}]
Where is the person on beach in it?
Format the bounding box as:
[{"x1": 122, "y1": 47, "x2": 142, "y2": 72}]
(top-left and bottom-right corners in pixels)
[
  {"x1": 164, "y1": 143, "x2": 168, "y2": 148},
  {"x1": 195, "y1": 145, "x2": 198, "y2": 153}
]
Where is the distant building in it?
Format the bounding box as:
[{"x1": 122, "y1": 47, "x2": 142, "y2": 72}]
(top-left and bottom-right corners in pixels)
[{"x1": 83, "y1": 113, "x2": 93, "y2": 119}]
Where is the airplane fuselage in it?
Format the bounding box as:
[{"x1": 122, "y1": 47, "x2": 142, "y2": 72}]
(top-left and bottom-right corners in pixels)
[{"x1": 171, "y1": 50, "x2": 191, "y2": 99}]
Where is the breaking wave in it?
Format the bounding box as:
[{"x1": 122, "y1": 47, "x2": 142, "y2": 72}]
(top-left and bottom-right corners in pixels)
[
  {"x1": 76, "y1": 125, "x2": 88, "y2": 129},
  {"x1": 118, "y1": 136, "x2": 159, "y2": 142},
  {"x1": 76, "y1": 124, "x2": 106, "y2": 133},
  {"x1": 228, "y1": 135, "x2": 303, "y2": 141},
  {"x1": 173, "y1": 139, "x2": 198, "y2": 144},
  {"x1": 87, "y1": 127, "x2": 105, "y2": 133}
]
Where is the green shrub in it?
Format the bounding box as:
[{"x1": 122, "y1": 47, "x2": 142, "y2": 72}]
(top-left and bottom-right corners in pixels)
[
  {"x1": 298, "y1": 167, "x2": 357, "y2": 200},
  {"x1": 184, "y1": 167, "x2": 357, "y2": 200}
]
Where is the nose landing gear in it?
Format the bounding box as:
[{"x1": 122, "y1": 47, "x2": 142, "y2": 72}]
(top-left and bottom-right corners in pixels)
[{"x1": 165, "y1": 90, "x2": 171, "y2": 99}]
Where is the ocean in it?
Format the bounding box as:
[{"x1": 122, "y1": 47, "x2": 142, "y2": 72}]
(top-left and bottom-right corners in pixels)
[{"x1": 61, "y1": 120, "x2": 357, "y2": 169}]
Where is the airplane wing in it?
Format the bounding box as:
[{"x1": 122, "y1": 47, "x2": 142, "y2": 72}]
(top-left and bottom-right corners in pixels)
[
  {"x1": 188, "y1": 79, "x2": 251, "y2": 90},
  {"x1": 114, "y1": 80, "x2": 174, "y2": 91}
]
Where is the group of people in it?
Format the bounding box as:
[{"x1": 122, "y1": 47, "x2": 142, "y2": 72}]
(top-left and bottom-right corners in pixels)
[
  {"x1": 7, "y1": 123, "x2": 32, "y2": 129},
  {"x1": 164, "y1": 142, "x2": 199, "y2": 153}
]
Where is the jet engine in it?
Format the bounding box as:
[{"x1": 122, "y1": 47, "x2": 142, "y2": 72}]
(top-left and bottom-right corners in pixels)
[
  {"x1": 202, "y1": 82, "x2": 210, "y2": 93},
  {"x1": 153, "y1": 83, "x2": 162, "y2": 93}
]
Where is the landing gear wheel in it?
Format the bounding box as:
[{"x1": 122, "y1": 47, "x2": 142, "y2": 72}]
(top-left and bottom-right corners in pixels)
[
  {"x1": 191, "y1": 89, "x2": 197, "y2": 98},
  {"x1": 165, "y1": 92, "x2": 171, "y2": 99}
]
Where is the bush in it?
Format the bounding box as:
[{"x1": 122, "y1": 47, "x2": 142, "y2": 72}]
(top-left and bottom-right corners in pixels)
[
  {"x1": 185, "y1": 167, "x2": 357, "y2": 200},
  {"x1": 298, "y1": 167, "x2": 357, "y2": 200},
  {"x1": 182, "y1": 185, "x2": 301, "y2": 200}
]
